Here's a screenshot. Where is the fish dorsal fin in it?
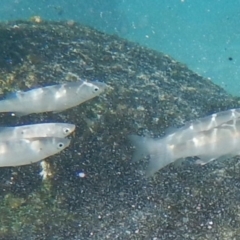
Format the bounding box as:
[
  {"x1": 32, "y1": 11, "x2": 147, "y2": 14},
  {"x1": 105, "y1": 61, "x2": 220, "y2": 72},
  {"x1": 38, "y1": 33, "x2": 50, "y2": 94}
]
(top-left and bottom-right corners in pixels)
[{"x1": 182, "y1": 108, "x2": 240, "y2": 133}]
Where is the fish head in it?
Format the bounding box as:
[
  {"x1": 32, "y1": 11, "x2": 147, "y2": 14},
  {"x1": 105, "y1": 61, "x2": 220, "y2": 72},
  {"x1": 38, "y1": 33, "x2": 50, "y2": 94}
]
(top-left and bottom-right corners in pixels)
[
  {"x1": 54, "y1": 137, "x2": 71, "y2": 151},
  {"x1": 40, "y1": 137, "x2": 71, "y2": 155},
  {"x1": 85, "y1": 81, "x2": 108, "y2": 96},
  {"x1": 61, "y1": 123, "x2": 76, "y2": 137}
]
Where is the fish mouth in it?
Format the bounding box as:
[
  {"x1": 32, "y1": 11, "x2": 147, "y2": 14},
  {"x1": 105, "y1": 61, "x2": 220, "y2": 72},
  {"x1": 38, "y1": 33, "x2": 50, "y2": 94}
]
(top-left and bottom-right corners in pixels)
[
  {"x1": 69, "y1": 124, "x2": 76, "y2": 133},
  {"x1": 95, "y1": 81, "x2": 113, "y2": 93},
  {"x1": 61, "y1": 138, "x2": 71, "y2": 148}
]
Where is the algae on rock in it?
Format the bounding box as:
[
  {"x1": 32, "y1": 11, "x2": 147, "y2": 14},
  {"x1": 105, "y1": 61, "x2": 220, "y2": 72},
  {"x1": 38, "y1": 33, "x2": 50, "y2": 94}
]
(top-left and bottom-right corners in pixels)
[{"x1": 0, "y1": 20, "x2": 239, "y2": 239}]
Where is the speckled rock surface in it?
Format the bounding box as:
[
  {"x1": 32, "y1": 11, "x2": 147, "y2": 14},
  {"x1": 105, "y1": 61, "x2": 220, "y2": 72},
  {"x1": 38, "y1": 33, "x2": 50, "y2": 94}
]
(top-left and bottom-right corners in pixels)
[{"x1": 0, "y1": 20, "x2": 240, "y2": 240}]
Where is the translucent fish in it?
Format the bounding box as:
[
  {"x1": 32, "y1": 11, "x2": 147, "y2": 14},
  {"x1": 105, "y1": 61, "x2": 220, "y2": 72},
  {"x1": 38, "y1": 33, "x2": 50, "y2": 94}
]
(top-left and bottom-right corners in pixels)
[
  {"x1": 0, "y1": 137, "x2": 70, "y2": 167},
  {"x1": 0, "y1": 123, "x2": 76, "y2": 140},
  {"x1": 129, "y1": 116, "x2": 240, "y2": 176},
  {"x1": 0, "y1": 80, "x2": 107, "y2": 116}
]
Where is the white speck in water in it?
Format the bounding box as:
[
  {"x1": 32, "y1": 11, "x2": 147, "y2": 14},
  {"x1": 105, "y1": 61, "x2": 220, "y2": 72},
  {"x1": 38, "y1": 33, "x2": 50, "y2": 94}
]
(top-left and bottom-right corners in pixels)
[{"x1": 77, "y1": 171, "x2": 86, "y2": 178}]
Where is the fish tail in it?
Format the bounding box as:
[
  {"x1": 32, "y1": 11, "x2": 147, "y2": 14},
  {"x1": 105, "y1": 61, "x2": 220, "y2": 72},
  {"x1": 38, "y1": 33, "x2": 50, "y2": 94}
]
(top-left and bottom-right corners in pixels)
[{"x1": 128, "y1": 135, "x2": 174, "y2": 176}]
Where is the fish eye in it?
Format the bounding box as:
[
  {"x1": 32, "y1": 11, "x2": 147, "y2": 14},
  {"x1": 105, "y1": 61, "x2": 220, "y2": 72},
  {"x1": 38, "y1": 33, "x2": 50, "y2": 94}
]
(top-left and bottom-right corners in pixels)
[
  {"x1": 57, "y1": 142, "x2": 64, "y2": 148},
  {"x1": 93, "y1": 86, "x2": 99, "y2": 92},
  {"x1": 63, "y1": 127, "x2": 70, "y2": 134}
]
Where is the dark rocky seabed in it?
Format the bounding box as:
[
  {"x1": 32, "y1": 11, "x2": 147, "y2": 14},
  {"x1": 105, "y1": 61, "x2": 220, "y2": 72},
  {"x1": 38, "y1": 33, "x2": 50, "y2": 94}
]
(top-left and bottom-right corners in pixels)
[{"x1": 0, "y1": 20, "x2": 240, "y2": 239}]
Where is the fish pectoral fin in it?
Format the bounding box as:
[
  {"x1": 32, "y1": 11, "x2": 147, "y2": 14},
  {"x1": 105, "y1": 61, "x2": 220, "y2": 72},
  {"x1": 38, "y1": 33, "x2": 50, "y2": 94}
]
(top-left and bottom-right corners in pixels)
[
  {"x1": 197, "y1": 154, "x2": 235, "y2": 165},
  {"x1": 195, "y1": 156, "x2": 217, "y2": 165}
]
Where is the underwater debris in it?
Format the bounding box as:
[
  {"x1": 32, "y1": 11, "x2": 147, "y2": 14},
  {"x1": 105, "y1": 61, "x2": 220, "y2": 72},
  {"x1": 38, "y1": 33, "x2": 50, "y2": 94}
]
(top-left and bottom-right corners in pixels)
[
  {"x1": 29, "y1": 16, "x2": 43, "y2": 23},
  {"x1": 39, "y1": 160, "x2": 53, "y2": 180}
]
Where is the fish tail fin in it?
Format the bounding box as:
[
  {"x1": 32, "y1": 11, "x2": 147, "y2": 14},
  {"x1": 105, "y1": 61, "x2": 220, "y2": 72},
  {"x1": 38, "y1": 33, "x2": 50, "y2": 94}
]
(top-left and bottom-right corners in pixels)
[
  {"x1": 128, "y1": 135, "x2": 152, "y2": 162},
  {"x1": 128, "y1": 135, "x2": 174, "y2": 176}
]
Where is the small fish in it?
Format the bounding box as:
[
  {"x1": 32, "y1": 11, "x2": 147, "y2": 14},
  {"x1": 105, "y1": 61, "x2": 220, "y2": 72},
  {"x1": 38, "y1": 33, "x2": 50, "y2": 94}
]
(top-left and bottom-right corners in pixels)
[
  {"x1": 0, "y1": 80, "x2": 107, "y2": 116},
  {"x1": 0, "y1": 137, "x2": 70, "y2": 167},
  {"x1": 0, "y1": 123, "x2": 75, "y2": 140},
  {"x1": 129, "y1": 110, "x2": 240, "y2": 176}
]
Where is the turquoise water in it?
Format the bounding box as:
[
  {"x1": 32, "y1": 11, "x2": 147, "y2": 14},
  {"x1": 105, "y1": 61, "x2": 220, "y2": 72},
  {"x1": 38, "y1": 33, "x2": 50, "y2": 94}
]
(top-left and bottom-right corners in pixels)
[{"x1": 1, "y1": 0, "x2": 239, "y2": 95}]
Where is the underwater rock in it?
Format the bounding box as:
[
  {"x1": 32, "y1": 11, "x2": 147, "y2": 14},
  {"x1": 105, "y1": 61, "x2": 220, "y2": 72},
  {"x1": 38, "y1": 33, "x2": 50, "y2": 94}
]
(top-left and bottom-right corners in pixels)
[{"x1": 0, "y1": 20, "x2": 239, "y2": 239}]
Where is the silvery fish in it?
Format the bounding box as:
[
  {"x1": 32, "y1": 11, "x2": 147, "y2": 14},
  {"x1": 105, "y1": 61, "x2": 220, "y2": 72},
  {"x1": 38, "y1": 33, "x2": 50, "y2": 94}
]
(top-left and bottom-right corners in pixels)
[
  {"x1": 0, "y1": 137, "x2": 70, "y2": 167},
  {"x1": 0, "y1": 123, "x2": 75, "y2": 140},
  {"x1": 0, "y1": 80, "x2": 107, "y2": 116},
  {"x1": 129, "y1": 109, "x2": 240, "y2": 176},
  {"x1": 167, "y1": 108, "x2": 240, "y2": 144}
]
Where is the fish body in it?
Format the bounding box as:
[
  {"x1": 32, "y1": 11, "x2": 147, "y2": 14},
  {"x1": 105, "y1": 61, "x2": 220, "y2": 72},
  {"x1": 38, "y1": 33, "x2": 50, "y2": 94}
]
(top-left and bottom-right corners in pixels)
[
  {"x1": 0, "y1": 137, "x2": 70, "y2": 167},
  {"x1": 167, "y1": 108, "x2": 240, "y2": 144},
  {"x1": 170, "y1": 119, "x2": 240, "y2": 162},
  {"x1": 129, "y1": 110, "x2": 240, "y2": 176},
  {"x1": 0, "y1": 80, "x2": 107, "y2": 115},
  {"x1": 0, "y1": 123, "x2": 75, "y2": 140}
]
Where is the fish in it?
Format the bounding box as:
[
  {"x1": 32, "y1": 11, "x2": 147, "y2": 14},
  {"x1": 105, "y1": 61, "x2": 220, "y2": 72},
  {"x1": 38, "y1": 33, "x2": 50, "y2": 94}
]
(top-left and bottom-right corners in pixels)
[
  {"x1": 0, "y1": 137, "x2": 70, "y2": 167},
  {"x1": 129, "y1": 109, "x2": 240, "y2": 176},
  {"x1": 0, "y1": 123, "x2": 75, "y2": 140},
  {"x1": 0, "y1": 80, "x2": 107, "y2": 116}
]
